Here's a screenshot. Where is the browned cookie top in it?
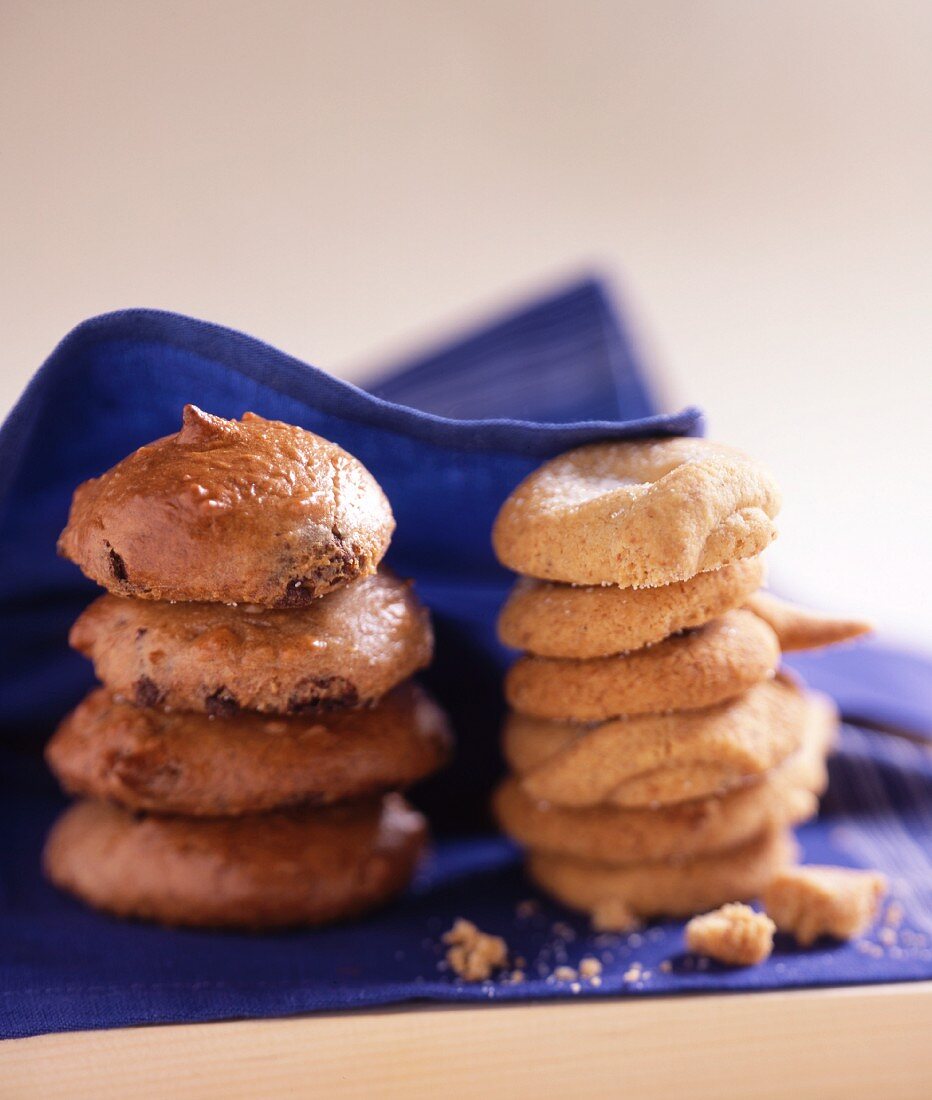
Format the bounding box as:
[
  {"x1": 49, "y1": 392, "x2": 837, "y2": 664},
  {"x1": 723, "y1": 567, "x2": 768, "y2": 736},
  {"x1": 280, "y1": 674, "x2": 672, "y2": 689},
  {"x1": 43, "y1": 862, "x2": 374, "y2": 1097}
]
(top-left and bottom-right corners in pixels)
[
  {"x1": 46, "y1": 682, "x2": 452, "y2": 815},
  {"x1": 57, "y1": 405, "x2": 394, "y2": 605},
  {"x1": 70, "y1": 570, "x2": 433, "y2": 715},
  {"x1": 43, "y1": 794, "x2": 427, "y2": 929}
]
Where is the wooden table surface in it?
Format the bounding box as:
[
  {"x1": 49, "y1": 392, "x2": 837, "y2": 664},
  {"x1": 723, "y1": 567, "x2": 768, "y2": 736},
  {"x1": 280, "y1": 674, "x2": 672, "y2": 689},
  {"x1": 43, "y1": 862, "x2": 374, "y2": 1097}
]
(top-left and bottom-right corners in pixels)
[{"x1": 3, "y1": 982, "x2": 930, "y2": 1099}]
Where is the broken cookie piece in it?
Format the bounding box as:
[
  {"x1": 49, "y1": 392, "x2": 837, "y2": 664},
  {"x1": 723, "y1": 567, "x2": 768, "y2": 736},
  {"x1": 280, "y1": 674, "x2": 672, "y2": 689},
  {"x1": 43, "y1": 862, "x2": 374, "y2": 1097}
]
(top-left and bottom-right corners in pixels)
[
  {"x1": 685, "y1": 902, "x2": 775, "y2": 966},
  {"x1": 442, "y1": 918, "x2": 508, "y2": 981},
  {"x1": 744, "y1": 592, "x2": 870, "y2": 652},
  {"x1": 763, "y1": 865, "x2": 887, "y2": 946}
]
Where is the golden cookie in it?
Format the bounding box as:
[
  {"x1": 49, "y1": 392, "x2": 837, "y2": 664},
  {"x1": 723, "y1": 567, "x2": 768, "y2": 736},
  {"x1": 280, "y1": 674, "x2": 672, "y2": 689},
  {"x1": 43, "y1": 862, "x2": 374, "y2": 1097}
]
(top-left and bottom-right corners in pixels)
[
  {"x1": 492, "y1": 438, "x2": 780, "y2": 587},
  {"x1": 43, "y1": 794, "x2": 426, "y2": 929},
  {"x1": 70, "y1": 570, "x2": 432, "y2": 714},
  {"x1": 46, "y1": 683, "x2": 451, "y2": 816},
  {"x1": 498, "y1": 557, "x2": 765, "y2": 658},
  {"x1": 745, "y1": 592, "x2": 871, "y2": 652},
  {"x1": 505, "y1": 609, "x2": 779, "y2": 721},
  {"x1": 503, "y1": 676, "x2": 808, "y2": 808},
  {"x1": 494, "y1": 691, "x2": 834, "y2": 864},
  {"x1": 58, "y1": 405, "x2": 394, "y2": 605},
  {"x1": 528, "y1": 827, "x2": 798, "y2": 921}
]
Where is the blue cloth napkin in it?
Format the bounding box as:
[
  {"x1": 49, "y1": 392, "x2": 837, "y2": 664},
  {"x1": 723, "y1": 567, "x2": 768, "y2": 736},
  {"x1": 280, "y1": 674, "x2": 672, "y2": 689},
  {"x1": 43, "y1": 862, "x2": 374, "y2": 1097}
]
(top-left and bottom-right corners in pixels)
[{"x1": 1, "y1": 278, "x2": 930, "y2": 1040}]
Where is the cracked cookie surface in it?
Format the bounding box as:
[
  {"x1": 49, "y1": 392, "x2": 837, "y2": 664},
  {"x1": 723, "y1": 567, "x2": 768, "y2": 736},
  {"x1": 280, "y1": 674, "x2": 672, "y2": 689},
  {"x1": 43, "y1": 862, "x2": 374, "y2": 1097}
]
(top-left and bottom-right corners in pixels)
[
  {"x1": 492, "y1": 437, "x2": 780, "y2": 587},
  {"x1": 57, "y1": 405, "x2": 394, "y2": 604}
]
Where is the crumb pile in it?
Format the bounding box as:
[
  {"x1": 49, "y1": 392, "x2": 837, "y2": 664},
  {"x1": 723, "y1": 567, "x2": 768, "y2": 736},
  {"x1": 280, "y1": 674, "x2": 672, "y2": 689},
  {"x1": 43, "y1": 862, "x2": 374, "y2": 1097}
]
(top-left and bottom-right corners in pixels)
[
  {"x1": 436, "y1": 890, "x2": 915, "y2": 988},
  {"x1": 491, "y1": 438, "x2": 871, "y2": 926},
  {"x1": 43, "y1": 406, "x2": 452, "y2": 929},
  {"x1": 443, "y1": 919, "x2": 509, "y2": 981}
]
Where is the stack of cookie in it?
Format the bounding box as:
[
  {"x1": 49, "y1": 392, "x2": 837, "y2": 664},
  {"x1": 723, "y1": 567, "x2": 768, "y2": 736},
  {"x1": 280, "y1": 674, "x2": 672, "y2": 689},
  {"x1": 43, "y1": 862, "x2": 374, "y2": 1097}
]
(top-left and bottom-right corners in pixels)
[
  {"x1": 44, "y1": 406, "x2": 451, "y2": 929},
  {"x1": 491, "y1": 438, "x2": 867, "y2": 928}
]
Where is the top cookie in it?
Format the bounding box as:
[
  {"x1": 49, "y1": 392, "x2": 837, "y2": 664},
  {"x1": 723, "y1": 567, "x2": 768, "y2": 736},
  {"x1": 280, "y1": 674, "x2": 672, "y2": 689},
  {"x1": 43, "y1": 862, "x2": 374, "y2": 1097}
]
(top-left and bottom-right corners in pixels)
[
  {"x1": 57, "y1": 405, "x2": 395, "y2": 605},
  {"x1": 492, "y1": 438, "x2": 780, "y2": 587}
]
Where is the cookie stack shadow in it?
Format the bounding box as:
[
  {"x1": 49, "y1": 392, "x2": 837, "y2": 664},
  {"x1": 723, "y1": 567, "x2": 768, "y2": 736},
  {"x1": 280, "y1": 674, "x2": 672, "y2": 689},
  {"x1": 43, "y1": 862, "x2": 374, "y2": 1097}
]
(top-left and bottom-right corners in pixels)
[
  {"x1": 44, "y1": 406, "x2": 452, "y2": 929},
  {"x1": 491, "y1": 438, "x2": 868, "y2": 929}
]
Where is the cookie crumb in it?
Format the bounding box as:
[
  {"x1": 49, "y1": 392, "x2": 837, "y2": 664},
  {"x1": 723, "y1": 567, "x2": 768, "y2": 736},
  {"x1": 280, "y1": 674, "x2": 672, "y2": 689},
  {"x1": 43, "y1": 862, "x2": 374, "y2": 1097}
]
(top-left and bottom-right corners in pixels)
[
  {"x1": 659, "y1": 960, "x2": 673, "y2": 974},
  {"x1": 592, "y1": 899, "x2": 641, "y2": 933},
  {"x1": 579, "y1": 956, "x2": 602, "y2": 980},
  {"x1": 884, "y1": 902, "x2": 904, "y2": 928},
  {"x1": 685, "y1": 903, "x2": 775, "y2": 966},
  {"x1": 515, "y1": 899, "x2": 539, "y2": 920},
  {"x1": 763, "y1": 866, "x2": 887, "y2": 946},
  {"x1": 553, "y1": 965, "x2": 578, "y2": 982},
  {"x1": 551, "y1": 921, "x2": 576, "y2": 941},
  {"x1": 878, "y1": 926, "x2": 897, "y2": 947},
  {"x1": 442, "y1": 918, "x2": 508, "y2": 981},
  {"x1": 622, "y1": 963, "x2": 642, "y2": 983}
]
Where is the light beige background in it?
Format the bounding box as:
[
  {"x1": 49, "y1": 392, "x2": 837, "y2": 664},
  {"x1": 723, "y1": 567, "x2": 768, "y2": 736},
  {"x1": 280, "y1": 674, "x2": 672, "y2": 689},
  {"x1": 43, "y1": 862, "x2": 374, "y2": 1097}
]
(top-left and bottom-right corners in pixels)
[{"x1": 2, "y1": 1, "x2": 930, "y2": 646}]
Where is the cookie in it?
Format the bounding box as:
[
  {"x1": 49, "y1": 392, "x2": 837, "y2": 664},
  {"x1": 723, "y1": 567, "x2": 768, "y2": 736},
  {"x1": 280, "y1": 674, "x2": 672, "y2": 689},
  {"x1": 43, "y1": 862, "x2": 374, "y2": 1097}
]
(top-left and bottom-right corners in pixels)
[
  {"x1": 70, "y1": 570, "x2": 433, "y2": 715},
  {"x1": 745, "y1": 592, "x2": 870, "y2": 652},
  {"x1": 46, "y1": 683, "x2": 452, "y2": 816},
  {"x1": 503, "y1": 676, "x2": 808, "y2": 808},
  {"x1": 43, "y1": 793, "x2": 426, "y2": 929},
  {"x1": 494, "y1": 690, "x2": 834, "y2": 864},
  {"x1": 492, "y1": 438, "x2": 780, "y2": 587},
  {"x1": 57, "y1": 405, "x2": 394, "y2": 605},
  {"x1": 498, "y1": 557, "x2": 765, "y2": 658},
  {"x1": 505, "y1": 609, "x2": 779, "y2": 721},
  {"x1": 528, "y1": 827, "x2": 798, "y2": 921}
]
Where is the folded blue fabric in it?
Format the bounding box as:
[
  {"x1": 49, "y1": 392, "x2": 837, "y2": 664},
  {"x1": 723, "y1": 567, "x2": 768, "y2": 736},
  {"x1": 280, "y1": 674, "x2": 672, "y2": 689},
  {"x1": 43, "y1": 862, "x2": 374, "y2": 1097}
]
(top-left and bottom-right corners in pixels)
[{"x1": 0, "y1": 278, "x2": 929, "y2": 1040}]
